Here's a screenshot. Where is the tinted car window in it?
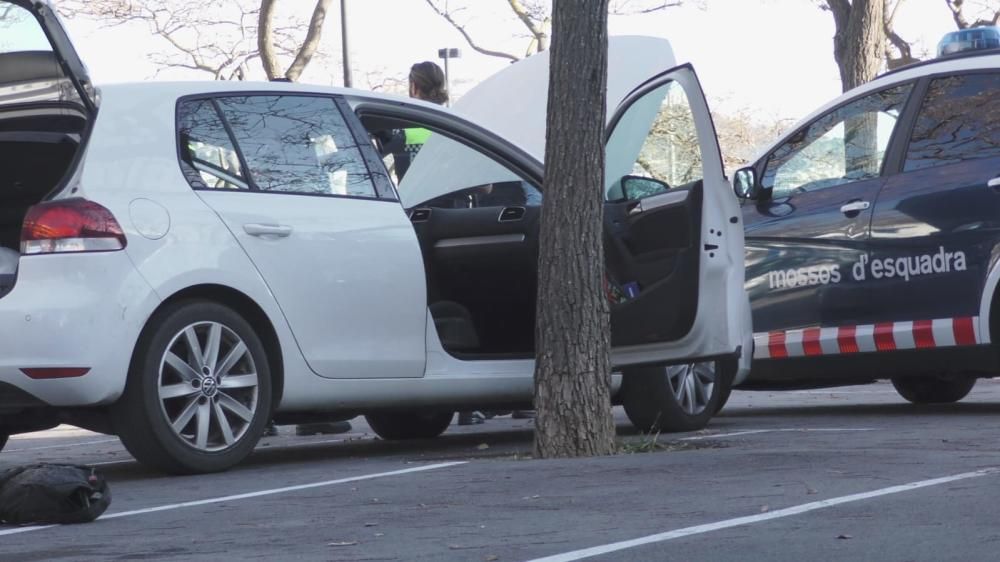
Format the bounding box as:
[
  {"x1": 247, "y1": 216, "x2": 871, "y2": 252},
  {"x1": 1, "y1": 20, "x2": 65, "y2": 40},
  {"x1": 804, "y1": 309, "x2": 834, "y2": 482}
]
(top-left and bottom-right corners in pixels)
[
  {"x1": 762, "y1": 84, "x2": 912, "y2": 197},
  {"x1": 216, "y1": 95, "x2": 376, "y2": 198},
  {"x1": 177, "y1": 99, "x2": 248, "y2": 190},
  {"x1": 903, "y1": 73, "x2": 1000, "y2": 172}
]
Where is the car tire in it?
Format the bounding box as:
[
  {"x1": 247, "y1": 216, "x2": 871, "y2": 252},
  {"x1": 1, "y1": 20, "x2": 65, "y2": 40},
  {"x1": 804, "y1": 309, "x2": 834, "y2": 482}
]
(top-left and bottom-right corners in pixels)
[
  {"x1": 112, "y1": 300, "x2": 273, "y2": 475},
  {"x1": 365, "y1": 412, "x2": 454, "y2": 440},
  {"x1": 891, "y1": 375, "x2": 976, "y2": 404},
  {"x1": 622, "y1": 361, "x2": 724, "y2": 433},
  {"x1": 0, "y1": 433, "x2": 7, "y2": 453}
]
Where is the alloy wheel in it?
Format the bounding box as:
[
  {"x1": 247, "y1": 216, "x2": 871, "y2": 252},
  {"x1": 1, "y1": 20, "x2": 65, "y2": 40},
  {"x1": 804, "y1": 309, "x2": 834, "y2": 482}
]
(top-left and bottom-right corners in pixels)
[
  {"x1": 157, "y1": 321, "x2": 260, "y2": 452},
  {"x1": 665, "y1": 361, "x2": 716, "y2": 416}
]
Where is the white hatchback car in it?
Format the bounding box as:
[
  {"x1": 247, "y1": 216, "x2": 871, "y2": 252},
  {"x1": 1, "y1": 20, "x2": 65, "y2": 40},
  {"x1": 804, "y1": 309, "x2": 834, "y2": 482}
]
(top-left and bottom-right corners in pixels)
[{"x1": 0, "y1": 0, "x2": 751, "y2": 473}]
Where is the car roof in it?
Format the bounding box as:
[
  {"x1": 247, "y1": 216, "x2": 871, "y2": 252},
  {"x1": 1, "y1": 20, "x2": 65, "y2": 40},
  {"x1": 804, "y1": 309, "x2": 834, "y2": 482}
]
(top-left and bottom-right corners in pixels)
[
  {"x1": 748, "y1": 51, "x2": 1000, "y2": 165},
  {"x1": 97, "y1": 80, "x2": 441, "y2": 109}
]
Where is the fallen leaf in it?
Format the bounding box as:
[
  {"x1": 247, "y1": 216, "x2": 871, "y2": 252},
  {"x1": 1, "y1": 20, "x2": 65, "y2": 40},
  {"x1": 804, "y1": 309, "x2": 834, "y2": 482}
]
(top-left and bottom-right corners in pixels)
[
  {"x1": 374, "y1": 533, "x2": 385, "y2": 538},
  {"x1": 807, "y1": 488, "x2": 818, "y2": 495},
  {"x1": 364, "y1": 522, "x2": 378, "y2": 527},
  {"x1": 477, "y1": 443, "x2": 490, "y2": 450},
  {"x1": 486, "y1": 556, "x2": 500, "y2": 561},
  {"x1": 760, "y1": 505, "x2": 769, "y2": 513},
  {"x1": 328, "y1": 541, "x2": 358, "y2": 547},
  {"x1": 837, "y1": 534, "x2": 853, "y2": 540}
]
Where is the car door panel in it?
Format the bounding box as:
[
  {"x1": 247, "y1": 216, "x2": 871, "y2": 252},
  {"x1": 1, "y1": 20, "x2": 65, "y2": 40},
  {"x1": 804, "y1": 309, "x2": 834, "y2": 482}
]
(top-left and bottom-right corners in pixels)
[
  {"x1": 181, "y1": 94, "x2": 428, "y2": 380},
  {"x1": 744, "y1": 83, "x2": 914, "y2": 338},
  {"x1": 867, "y1": 72, "x2": 1000, "y2": 326},
  {"x1": 744, "y1": 177, "x2": 882, "y2": 331},
  {"x1": 606, "y1": 183, "x2": 701, "y2": 346},
  {"x1": 604, "y1": 65, "x2": 747, "y2": 366}
]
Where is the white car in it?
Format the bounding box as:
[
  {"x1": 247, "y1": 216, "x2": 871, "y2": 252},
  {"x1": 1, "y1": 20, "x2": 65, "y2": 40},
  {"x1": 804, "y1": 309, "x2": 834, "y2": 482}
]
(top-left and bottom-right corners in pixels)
[{"x1": 0, "y1": 0, "x2": 751, "y2": 473}]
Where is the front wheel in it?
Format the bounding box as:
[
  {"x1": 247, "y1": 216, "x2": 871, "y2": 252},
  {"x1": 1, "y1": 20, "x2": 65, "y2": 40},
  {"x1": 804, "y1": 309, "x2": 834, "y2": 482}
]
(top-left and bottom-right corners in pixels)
[
  {"x1": 622, "y1": 361, "x2": 724, "y2": 433},
  {"x1": 891, "y1": 375, "x2": 976, "y2": 404},
  {"x1": 365, "y1": 412, "x2": 454, "y2": 440},
  {"x1": 112, "y1": 301, "x2": 273, "y2": 475}
]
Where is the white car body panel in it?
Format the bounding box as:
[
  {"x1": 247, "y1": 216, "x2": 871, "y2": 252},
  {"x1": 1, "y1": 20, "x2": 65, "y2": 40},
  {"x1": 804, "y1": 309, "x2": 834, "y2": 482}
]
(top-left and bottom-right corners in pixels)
[{"x1": 198, "y1": 191, "x2": 429, "y2": 380}]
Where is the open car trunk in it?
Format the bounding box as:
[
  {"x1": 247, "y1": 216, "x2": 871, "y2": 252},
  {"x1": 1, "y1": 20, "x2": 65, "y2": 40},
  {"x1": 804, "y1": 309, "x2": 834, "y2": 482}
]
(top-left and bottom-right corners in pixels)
[{"x1": 0, "y1": 1, "x2": 96, "y2": 297}]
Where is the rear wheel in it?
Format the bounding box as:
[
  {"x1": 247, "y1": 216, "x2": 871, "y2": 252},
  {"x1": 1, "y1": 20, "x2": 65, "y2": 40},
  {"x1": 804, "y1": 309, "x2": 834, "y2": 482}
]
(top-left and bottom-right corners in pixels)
[
  {"x1": 365, "y1": 412, "x2": 454, "y2": 440},
  {"x1": 0, "y1": 434, "x2": 7, "y2": 453},
  {"x1": 622, "y1": 361, "x2": 723, "y2": 433},
  {"x1": 112, "y1": 301, "x2": 272, "y2": 474},
  {"x1": 891, "y1": 375, "x2": 976, "y2": 404}
]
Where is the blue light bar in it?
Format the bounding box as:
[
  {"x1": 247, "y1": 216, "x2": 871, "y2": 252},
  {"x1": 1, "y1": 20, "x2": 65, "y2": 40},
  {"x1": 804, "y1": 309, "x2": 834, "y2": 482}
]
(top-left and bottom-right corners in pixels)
[{"x1": 938, "y1": 26, "x2": 1000, "y2": 57}]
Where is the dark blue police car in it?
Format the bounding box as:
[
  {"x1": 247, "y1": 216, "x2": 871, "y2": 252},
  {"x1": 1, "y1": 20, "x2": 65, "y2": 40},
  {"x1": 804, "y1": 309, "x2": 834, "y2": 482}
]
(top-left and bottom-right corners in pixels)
[{"x1": 732, "y1": 35, "x2": 1000, "y2": 404}]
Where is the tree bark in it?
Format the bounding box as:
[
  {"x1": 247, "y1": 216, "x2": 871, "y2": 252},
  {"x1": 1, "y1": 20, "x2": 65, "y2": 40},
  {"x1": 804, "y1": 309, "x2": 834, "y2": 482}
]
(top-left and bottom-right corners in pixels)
[
  {"x1": 827, "y1": 0, "x2": 886, "y2": 92},
  {"x1": 534, "y1": 0, "x2": 616, "y2": 459}
]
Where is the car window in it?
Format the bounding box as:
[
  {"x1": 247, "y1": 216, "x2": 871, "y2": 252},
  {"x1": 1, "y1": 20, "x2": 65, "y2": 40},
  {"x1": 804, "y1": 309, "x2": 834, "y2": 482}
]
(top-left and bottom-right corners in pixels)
[
  {"x1": 903, "y1": 73, "x2": 1000, "y2": 172},
  {"x1": 0, "y1": 3, "x2": 50, "y2": 54},
  {"x1": 216, "y1": 95, "x2": 376, "y2": 198},
  {"x1": 605, "y1": 80, "x2": 703, "y2": 201},
  {"x1": 366, "y1": 121, "x2": 538, "y2": 208},
  {"x1": 177, "y1": 99, "x2": 248, "y2": 190},
  {"x1": 762, "y1": 84, "x2": 912, "y2": 197}
]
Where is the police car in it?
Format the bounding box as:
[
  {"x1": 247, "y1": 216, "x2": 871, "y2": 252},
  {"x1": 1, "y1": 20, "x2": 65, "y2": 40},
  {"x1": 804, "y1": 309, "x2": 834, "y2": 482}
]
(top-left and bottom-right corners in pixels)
[{"x1": 733, "y1": 31, "x2": 1000, "y2": 404}]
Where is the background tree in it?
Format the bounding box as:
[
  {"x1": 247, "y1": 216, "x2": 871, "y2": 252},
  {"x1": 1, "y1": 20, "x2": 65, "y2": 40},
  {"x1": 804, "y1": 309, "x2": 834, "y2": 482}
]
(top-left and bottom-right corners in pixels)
[
  {"x1": 57, "y1": 0, "x2": 334, "y2": 81},
  {"x1": 822, "y1": 0, "x2": 888, "y2": 91},
  {"x1": 424, "y1": 0, "x2": 688, "y2": 62},
  {"x1": 534, "y1": 0, "x2": 616, "y2": 458}
]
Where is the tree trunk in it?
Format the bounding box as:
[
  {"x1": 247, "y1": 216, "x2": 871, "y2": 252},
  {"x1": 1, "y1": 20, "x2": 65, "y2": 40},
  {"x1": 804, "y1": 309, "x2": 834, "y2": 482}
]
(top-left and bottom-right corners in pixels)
[
  {"x1": 534, "y1": 0, "x2": 616, "y2": 459},
  {"x1": 258, "y1": 0, "x2": 333, "y2": 81},
  {"x1": 258, "y1": 0, "x2": 281, "y2": 80},
  {"x1": 827, "y1": 0, "x2": 886, "y2": 92}
]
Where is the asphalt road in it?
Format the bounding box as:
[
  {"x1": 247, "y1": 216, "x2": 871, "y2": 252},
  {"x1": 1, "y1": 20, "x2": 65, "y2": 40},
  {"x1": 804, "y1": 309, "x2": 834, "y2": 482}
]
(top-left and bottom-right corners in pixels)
[{"x1": 3, "y1": 380, "x2": 1000, "y2": 561}]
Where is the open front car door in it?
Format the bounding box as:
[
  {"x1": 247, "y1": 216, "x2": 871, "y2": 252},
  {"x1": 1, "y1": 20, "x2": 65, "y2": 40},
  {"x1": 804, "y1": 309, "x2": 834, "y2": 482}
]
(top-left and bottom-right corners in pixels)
[{"x1": 604, "y1": 65, "x2": 750, "y2": 431}]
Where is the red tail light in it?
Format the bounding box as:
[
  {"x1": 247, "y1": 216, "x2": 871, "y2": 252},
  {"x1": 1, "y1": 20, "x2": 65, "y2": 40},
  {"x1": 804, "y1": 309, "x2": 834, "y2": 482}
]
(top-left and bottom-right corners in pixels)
[{"x1": 21, "y1": 199, "x2": 127, "y2": 255}]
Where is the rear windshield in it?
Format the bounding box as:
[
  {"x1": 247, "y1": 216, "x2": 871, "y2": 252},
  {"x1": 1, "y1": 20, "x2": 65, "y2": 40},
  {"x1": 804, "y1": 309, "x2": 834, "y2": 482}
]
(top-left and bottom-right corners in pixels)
[
  {"x1": 0, "y1": 2, "x2": 80, "y2": 108},
  {"x1": 1, "y1": 3, "x2": 52, "y2": 54}
]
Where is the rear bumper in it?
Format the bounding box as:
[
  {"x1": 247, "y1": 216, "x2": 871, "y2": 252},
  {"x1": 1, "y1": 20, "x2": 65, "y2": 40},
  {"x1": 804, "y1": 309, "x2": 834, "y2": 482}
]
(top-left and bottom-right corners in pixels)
[{"x1": 0, "y1": 251, "x2": 159, "y2": 407}]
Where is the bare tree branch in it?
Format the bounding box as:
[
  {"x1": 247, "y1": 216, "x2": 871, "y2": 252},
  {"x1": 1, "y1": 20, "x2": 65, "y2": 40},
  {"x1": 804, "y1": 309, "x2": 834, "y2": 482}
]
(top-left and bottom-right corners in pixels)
[
  {"x1": 423, "y1": 0, "x2": 521, "y2": 62},
  {"x1": 508, "y1": 0, "x2": 549, "y2": 52}
]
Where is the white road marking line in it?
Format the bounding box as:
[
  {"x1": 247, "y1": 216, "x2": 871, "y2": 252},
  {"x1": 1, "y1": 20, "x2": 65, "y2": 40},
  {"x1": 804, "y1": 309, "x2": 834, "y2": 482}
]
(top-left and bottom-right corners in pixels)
[
  {"x1": 527, "y1": 467, "x2": 998, "y2": 562},
  {"x1": 680, "y1": 428, "x2": 874, "y2": 441},
  {"x1": 3, "y1": 438, "x2": 119, "y2": 453},
  {"x1": 0, "y1": 461, "x2": 467, "y2": 537}
]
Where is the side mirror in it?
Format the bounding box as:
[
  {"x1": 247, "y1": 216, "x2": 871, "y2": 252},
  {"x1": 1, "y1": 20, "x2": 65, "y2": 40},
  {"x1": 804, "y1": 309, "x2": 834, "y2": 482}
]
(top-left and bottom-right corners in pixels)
[
  {"x1": 733, "y1": 167, "x2": 759, "y2": 200},
  {"x1": 621, "y1": 175, "x2": 669, "y2": 201}
]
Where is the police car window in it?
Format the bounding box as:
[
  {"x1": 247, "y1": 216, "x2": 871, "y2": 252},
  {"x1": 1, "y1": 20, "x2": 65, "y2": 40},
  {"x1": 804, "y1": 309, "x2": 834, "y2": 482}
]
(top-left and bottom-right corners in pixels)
[
  {"x1": 903, "y1": 73, "x2": 1000, "y2": 172},
  {"x1": 177, "y1": 99, "x2": 248, "y2": 190},
  {"x1": 762, "y1": 84, "x2": 912, "y2": 197},
  {"x1": 215, "y1": 96, "x2": 376, "y2": 198},
  {"x1": 606, "y1": 81, "x2": 703, "y2": 201}
]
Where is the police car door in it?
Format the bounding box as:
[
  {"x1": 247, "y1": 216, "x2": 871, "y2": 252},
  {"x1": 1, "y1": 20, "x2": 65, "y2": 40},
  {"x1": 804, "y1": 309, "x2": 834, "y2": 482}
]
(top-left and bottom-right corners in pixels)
[
  {"x1": 606, "y1": 65, "x2": 747, "y2": 367},
  {"x1": 742, "y1": 83, "x2": 915, "y2": 347},
  {"x1": 867, "y1": 71, "x2": 1000, "y2": 341}
]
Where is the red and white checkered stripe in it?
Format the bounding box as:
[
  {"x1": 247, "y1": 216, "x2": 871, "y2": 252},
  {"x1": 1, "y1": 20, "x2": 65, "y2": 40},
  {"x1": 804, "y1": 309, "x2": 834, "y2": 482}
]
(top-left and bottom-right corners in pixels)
[{"x1": 753, "y1": 317, "x2": 981, "y2": 359}]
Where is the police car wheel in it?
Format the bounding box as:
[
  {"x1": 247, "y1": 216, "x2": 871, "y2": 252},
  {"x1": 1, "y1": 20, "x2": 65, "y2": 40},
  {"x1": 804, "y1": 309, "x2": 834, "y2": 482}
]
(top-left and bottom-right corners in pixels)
[
  {"x1": 365, "y1": 412, "x2": 454, "y2": 440},
  {"x1": 0, "y1": 434, "x2": 6, "y2": 453},
  {"x1": 891, "y1": 375, "x2": 976, "y2": 404},
  {"x1": 622, "y1": 361, "x2": 723, "y2": 433}
]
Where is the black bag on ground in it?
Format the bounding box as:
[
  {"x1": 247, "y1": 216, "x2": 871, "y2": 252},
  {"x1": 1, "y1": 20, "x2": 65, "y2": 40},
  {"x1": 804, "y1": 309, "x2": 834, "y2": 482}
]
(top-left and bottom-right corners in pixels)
[{"x1": 0, "y1": 464, "x2": 111, "y2": 524}]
